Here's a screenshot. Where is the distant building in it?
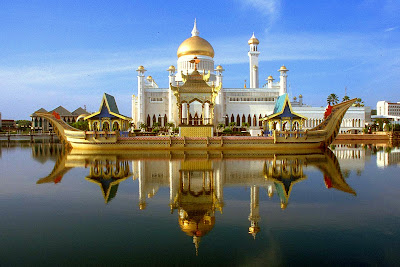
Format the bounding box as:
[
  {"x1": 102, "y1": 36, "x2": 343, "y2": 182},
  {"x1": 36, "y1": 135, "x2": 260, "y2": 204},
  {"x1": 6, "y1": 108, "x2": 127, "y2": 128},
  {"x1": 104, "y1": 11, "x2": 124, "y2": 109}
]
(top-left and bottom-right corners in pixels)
[
  {"x1": 1, "y1": 120, "x2": 17, "y2": 131},
  {"x1": 31, "y1": 106, "x2": 90, "y2": 132},
  {"x1": 373, "y1": 101, "x2": 400, "y2": 123}
]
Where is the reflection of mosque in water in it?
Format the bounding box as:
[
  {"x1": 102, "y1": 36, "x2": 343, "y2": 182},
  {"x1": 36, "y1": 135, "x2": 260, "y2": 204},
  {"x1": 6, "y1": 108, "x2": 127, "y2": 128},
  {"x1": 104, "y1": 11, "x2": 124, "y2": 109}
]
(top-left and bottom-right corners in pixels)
[
  {"x1": 376, "y1": 147, "x2": 400, "y2": 168},
  {"x1": 37, "y1": 149, "x2": 356, "y2": 254}
]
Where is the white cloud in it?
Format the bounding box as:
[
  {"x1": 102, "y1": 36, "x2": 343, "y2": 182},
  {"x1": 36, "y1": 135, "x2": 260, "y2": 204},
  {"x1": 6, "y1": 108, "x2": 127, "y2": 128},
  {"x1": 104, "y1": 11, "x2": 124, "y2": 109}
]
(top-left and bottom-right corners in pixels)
[
  {"x1": 384, "y1": 26, "x2": 398, "y2": 32},
  {"x1": 237, "y1": 0, "x2": 281, "y2": 26}
]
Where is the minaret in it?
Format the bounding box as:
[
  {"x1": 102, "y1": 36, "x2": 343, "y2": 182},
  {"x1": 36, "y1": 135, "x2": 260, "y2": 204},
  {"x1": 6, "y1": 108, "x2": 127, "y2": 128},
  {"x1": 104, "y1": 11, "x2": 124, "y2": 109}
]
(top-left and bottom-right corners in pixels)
[
  {"x1": 248, "y1": 33, "x2": 260, "y2": 88},
  {"x1": 136, "y1": 65, "x2": 146, "y2": 125},
  {"x1": 278, "y1": 65, "x2": 289, "y2": 96},
  {"x1": 248, "y1": 185, "x2": 261, "y2": 239},
  {"x1": 215, "y1": 65, "x2": 225, "y2": 122},
  {"x1": 167, "y1": 65, "x2": 176, "y2": 124},
  {"x1": 267, "y1": 75, "x2": 274, "y2": 89}
]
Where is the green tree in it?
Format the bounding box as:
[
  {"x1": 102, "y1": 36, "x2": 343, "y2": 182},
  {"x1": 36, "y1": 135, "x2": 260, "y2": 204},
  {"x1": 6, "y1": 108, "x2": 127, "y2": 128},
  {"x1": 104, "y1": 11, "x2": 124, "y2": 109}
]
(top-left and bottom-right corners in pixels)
[
  {"x1": 327, "y1": 93, "x2": 339, "y2": 105},
  {"x1": 217, "y1": 123, "x2": 225, "y2": 132},
  {"x1": 70, "y1": 120, "x2": 89, "y2": 131},
  {"x1": 229, "y1": 122, "x2": 236, "y2": 129},
  {"x1": 242, "y1": 122, "x2": 250, "y2": 131},
  {"x1": 342, "y1": 95, "x2": 350, "y2": 102},
  {"x1": 353, "y1": 98, "x2": 364, "y2": 107},
  {"x1": 139, "y1": 122, "x2": 147, "y2": 131}
]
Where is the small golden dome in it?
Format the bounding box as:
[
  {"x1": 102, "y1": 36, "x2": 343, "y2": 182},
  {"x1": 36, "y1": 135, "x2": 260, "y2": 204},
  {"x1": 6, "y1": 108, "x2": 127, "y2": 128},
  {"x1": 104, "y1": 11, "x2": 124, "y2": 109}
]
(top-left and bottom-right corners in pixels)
[
  {"x1": 167, "y1": 65, "x2": 176, "y2": 71},
  {"x1": 177, "y1": 36, "x2": 215, "y2": 58},
  {"x1": 139, "y1": 203, "x2": 146, "y2": 210},
  {"x1": 248, "y1": 33, "x2": 259, "y2": 45},
  {"x1": 216, "y1": 65, "x2": 223, "y2": 70},
  {"x1": 299, "y1": 94, "x2": 303, "y2": 98},
  {"x1": 280, "y1": 203, "x2": 288, "y2": 210},
  {"x1": 137, "y1": 65, "x2": 145, "y2": 71},
  {"x1": 294, "y1": 96, "x2": 297, "y2": 101},
  {"x1": 267, "y1": 75, "x2": 274, "y2": 80},
  {"x1": 279, "y1": 65, "x2": 288, "y2": 71},
  {"x1": 146, "y1": 76, "x2": 152, "y2": 81}
]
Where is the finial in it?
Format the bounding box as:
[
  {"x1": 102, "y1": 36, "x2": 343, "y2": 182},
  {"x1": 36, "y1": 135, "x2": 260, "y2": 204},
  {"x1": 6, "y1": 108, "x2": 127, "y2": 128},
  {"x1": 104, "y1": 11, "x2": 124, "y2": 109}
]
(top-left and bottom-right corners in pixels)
[
  {"x1": 191, "y1": 18, "x2": 199, "y2": 37},
  {"x1": 252, "y1": 32, "x2": 256, "y2": 38},
  {"x1": 244, "y1": 79, "x2": 247, "y2": 88}
]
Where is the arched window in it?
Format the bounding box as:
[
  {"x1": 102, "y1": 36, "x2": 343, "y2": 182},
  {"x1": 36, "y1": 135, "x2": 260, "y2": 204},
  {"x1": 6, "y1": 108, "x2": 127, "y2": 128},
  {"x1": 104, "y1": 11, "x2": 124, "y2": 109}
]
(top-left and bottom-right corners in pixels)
[
  {"x1": 231, "y1": 114, "x2": 234, "y2": 123},
  {"x1": 158, "y1": 114, "x2": 162, "y2": 125},
  {"x1": 147, "y1": 115, "x2": 151, "y2": 127},
  {"x1": 248, "y1": 114, "x2": 252, "y2": 126},
  {"x1": 259, "y1": 114, "x2": 262, "y2": 127},
  {"x1": 242, "y1": 114, "x2": 246, "y2": 126},
  {"x1": 225, "y1": 114, "x2": 229, "y2": 126},
  {"x1": 237, "y1": 115, "x2": 240, "y2": 126},
  {"x1": 152, "y1": 115, "x2": 157, "y2": 126},
  {"x1": 164, "y1": 114, "x2": 167, "y2": 127},
  {"x1": 253, "y1": 115, "x2": 257, "y2": 127}
]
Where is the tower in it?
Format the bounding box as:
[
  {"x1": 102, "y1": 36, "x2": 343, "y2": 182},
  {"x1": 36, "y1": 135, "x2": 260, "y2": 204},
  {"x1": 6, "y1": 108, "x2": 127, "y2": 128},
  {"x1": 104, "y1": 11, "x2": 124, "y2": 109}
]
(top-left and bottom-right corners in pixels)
[
  {"x1": 215, "y1": 65, "x2": 225, "y2": 121},
  {"x1": 167, "y1": 65, "x2": 176, "y2": 123},
  {"x1": 248, "y1": 185, "x2": 261, "y2": 239},
  {"x1": 278, "y1": 65, "x2": 289, "y2": 96},
  {"x1": 267, "y1": 75, "x2": 274, "y2": 89},
  {"x1": 248, "y1": 33, "x2": 260, "y2": 88},
  {"x1": 136, "y1": 65, "x2": 146, "y2": 125}
]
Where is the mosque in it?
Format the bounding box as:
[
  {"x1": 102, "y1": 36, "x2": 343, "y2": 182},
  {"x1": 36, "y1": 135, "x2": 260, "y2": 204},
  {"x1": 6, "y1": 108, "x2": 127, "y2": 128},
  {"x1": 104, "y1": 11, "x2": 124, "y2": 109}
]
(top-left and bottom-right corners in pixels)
[{"x1": 132, "y1": 20, "x2": 370, "y2": 135}]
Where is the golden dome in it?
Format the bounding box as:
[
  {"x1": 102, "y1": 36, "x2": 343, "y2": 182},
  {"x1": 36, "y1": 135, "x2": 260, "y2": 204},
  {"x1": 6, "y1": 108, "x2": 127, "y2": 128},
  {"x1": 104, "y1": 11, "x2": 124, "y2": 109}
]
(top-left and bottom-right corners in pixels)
[
  {"x1": 179, "y1": 216, "x2": 215, "y2": 237},
  {"x1": 216, "y1": 65, "x2": 223, "y2": 70},
  {"x1": 248, "y1": 33, "x2": 259, "y2": 45},
  {"x1": 177, "y1": 36, "x2": 215, "y2": 58},
  {"x1": 146, "y1": 76, "x2": 153, "y2": 81},
  {"x1": 299, "y1": 94, "x2": 303, "y2": 98},
  {"x1": 136, "y1": 66, "x2": 146, "y2": 71},
  {"x1": 267, "y1": 75, "x2": 274, "y2": 80},
  {"x1": 167, "y1": 65, "x2": 176, "y2": 71},
  {"x1": 279, "y1": 65, "x2": 288, "y2": 71}
]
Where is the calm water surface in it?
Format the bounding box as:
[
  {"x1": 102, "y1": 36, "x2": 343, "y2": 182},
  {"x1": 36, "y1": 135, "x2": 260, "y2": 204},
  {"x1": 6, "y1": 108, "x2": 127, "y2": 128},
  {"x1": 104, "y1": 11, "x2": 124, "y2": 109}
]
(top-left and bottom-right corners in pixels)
[{"x1": 0, "y1": 141, "x2": 399, "y2": 266}]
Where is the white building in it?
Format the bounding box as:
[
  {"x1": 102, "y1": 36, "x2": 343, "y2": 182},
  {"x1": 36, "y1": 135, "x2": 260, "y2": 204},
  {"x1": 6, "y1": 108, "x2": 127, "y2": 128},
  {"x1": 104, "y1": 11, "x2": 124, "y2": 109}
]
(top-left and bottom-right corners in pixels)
[
  {"x1": 375, "y1": 101, "x2": 400, "y2": 123},
  {"x1": 132, "y1": 21, "x2": 370, "y2": 134}
]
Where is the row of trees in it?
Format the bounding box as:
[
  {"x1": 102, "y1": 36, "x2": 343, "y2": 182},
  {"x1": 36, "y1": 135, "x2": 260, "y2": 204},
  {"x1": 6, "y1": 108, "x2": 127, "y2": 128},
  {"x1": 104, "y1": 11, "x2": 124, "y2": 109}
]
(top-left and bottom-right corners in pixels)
[{"x1": 326, "y1": 93, "x2": 364, "y2": 107}]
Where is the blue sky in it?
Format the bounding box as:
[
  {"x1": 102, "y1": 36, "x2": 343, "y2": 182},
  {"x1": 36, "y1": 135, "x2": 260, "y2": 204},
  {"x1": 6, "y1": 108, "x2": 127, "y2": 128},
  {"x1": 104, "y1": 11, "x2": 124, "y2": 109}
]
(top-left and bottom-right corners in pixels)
[{"x1": 0, "y1": 0, "x2": 399, "y2": 119}]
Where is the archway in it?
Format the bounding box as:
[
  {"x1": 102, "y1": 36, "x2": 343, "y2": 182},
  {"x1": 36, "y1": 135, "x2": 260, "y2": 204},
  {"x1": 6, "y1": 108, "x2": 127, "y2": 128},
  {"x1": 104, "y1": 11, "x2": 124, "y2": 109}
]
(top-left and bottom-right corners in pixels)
[
  {"x1": 112, "y1": 121, "x2": 120, "y2": 131},
  {"x1": 102, "y1": 121, "x2": 110, "y2": 131}
]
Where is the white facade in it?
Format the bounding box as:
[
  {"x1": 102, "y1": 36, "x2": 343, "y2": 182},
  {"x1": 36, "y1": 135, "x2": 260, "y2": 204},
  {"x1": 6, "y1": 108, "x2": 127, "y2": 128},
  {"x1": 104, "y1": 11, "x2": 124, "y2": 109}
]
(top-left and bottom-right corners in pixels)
[{"x1": 132, "y1": 21, "x2": 370, "y2": 134}]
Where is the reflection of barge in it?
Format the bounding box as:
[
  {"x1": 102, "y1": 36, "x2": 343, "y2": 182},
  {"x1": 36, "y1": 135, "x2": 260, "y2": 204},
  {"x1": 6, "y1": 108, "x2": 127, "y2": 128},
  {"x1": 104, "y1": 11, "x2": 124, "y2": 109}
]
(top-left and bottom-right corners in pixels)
[
  {"x1": 34, "y1": 99, "x2": 356, "y2": 150},
  {"x1": 37, "y1": 148, "x2": 356, "y2": 254}
]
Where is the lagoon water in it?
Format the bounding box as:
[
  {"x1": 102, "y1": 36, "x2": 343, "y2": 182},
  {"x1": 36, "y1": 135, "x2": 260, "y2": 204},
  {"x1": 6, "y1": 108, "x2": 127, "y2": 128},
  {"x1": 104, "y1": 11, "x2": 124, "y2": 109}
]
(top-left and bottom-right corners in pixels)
[{"x1": 1, "y1": 141, "x2": 399, "y2": 266}]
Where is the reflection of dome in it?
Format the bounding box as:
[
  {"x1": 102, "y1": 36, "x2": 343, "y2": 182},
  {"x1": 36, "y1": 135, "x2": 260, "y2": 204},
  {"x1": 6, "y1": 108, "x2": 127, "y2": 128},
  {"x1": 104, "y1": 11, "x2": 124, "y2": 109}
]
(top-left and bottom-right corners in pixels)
[
  {"x1": 179, "y1": 215, "x2": 215, "y2": 237},
  {"x1": 177, "y1": 36, "x2": 215, "y2": 58}
]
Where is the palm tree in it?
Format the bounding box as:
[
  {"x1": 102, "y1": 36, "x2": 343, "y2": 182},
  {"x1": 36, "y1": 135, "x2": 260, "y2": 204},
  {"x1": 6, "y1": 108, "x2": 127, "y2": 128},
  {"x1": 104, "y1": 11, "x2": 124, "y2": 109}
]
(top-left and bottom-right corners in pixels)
[
  {"x1": 353, "y1": 98, "x2": 364, "y2": 107},
  {"x1": 217, "y1": 123, "x2": 225, "y2": 132},
  {"x1": 342, "y1": 95, "x2": 350, "y2": 102},
  {"x1": 327, "y1": 93, "x2": 339, "y2": 105}
]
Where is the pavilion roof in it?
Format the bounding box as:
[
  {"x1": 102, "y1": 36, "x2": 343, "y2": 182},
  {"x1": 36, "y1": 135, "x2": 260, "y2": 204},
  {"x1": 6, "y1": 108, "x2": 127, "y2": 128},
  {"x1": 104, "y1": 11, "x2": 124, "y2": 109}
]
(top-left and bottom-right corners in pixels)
[
  {"x1": 72, "y1": 107, "x2": 89, "y2": 116},
  {"x1": 31, "y1": 108, "x2": 48, "y2": 116},
  {"x1": 84, "y1": 93, "x2": 131, "y2": 121},
  {"x1": 50, "y1": 106, "x2": 72, "y2": 116},
  {"x1": 261, "y1": 94, "x2": 307, "y2": 121}
]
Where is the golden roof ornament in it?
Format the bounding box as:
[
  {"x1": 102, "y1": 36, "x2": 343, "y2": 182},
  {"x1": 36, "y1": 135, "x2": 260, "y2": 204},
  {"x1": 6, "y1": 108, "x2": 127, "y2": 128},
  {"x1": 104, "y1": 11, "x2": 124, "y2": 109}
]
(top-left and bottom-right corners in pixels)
[
  {"x1": 248, "y1": 32, "x2": 260, "y2": 45},
  {"x1": 177, "y1": 20, "x2": 215, "y2": 58}
]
